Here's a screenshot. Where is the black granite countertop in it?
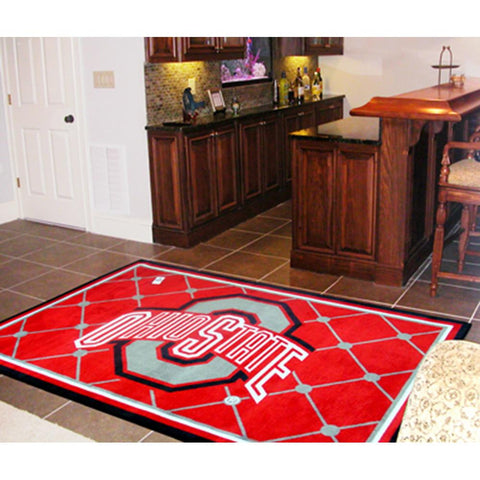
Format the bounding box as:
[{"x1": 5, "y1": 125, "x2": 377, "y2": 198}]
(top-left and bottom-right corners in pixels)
[
  {"x1": 289, "y1": 116, "x2": 381, "y2": 145},
  {"x1": 145, "y1": 94, "x2": 345, "y2": 131}
]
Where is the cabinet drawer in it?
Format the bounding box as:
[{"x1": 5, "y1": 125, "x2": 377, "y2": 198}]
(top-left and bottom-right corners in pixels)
[{"x1": 315, "y1": 101, "x2": 343, "y2": 125}]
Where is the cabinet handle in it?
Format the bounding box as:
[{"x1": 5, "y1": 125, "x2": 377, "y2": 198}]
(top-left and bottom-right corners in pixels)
[{"x1": 298, "y1": 112, "x2": 305, "y2": 117}]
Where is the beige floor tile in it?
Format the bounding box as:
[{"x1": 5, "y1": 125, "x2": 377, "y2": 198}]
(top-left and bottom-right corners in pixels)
[
  {"x1": 156, "y1": 243, "x2": 231, "y2": 269},
  {"x1": 206, "y1": 251, "x2": 287, "y2": 280},
  {"x1": 11, "y1": 269, "x2": 94, "y2": 300},
  {"x1": 0, "y1": 376, "x2": 69, "y2": 418},
  {"x1": 46, "y1": 402, "x2": 152, "y2": 442}
]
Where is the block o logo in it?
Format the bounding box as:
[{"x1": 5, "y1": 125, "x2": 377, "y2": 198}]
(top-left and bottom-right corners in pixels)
[{"x1": 75, "y1": 295, "x2": 312, "y2": 403}]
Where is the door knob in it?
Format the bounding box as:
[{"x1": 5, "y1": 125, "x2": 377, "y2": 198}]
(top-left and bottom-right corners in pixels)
[{"x1": 64, "y1": 114, "x2": 75, "y2": 123}]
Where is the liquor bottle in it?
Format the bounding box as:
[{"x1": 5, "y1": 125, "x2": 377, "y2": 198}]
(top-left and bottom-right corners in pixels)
[
  {"x1": 278, "y1": 71, "x2": 289, "y2": 106},
  {"x1": 288, "y1": 81, "x2": 295, "y2": 104},
  {"x1": 318, "y1": 67, "x2": 323, "y2": 99},
  {"x1": 312, "y1": 67, "x2": 323, "y2": 101},
  {"x1": 302, "y1": 66, "x2": 311, "y2": 102},
  {"x1": 295, "y1": 67, "x2": 304, "y2": 104},
  {"x1": 273, "y1": 79, "x2": 279, "y2": 106}
]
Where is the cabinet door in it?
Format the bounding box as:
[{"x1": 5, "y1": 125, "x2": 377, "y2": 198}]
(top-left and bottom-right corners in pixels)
[
  {"x1": 181, "y1": 37, "x2": 219, "y2": 60},
  {"x1": 305, "y1": 38, "x2": 344, "y2": 55},
  {"x1": 214, "y1": 125, "x2": 239, "y2": 213},
  {"x1": 293, "y1": 141, "x2": 336, "y2": 252},
  {"x1": 263, "y1": 115, "x2": 282, "y2": 192},
  {"x1": 336, "y1": 145, "x2": 377, "y2": 258},
  {"x1": 275, "y1": 37, "x2": 304, "y2": 56},
  {"x1": 185, "y1": 131, "x2": 217, "y2": 226},
  {"x1": 239, "y1": 118, "x2": 263, "y2": 201},
  {"x1": 145, "y1": 37, "x2": 180, "y2": 63},
  {"x1": 283, "y1": 106, "x2": 316, "y2": 183},
  {"x1": 218, "y1": 37, "x2": 245, "y2": 58},
  {"x1": 148, "y1": 132, "x2": 184, "y2": 229}
]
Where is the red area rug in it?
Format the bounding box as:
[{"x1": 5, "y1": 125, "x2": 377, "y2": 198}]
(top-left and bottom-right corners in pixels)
[{"x1": 0, "y1": 261, "x2": 469, "y2": 442}]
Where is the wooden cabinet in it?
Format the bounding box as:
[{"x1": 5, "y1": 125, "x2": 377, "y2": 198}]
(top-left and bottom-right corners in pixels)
[
  {"x1": 185, "y1": 125, "x2": 239, "y2": 227},
  {"x1": 145, "y1": 37, "x2": 246, "y2": 63},
  {"x1": 283, "y1": 100, "x2": 343, "y2": 183},
  {"x1": 275, "y1": 37, "x2": 344, "y2": 57},
  {"x1": 148, "y1": 124, "x2": 240, "y2": 246},
  {"x1": 147, "y1": 96, "x2": 344, "y2": 247},
  {"x1": 238, "y1": 113, "x2": 282, "y2": 201},
  {"x1": 305, "y1": 38, "x2": 344, "y2": 56},
  {"x1": 145, "y1": 37, "x2": 180, "y2": 63},
  {"x1": 291, "y1": 138, "x2": 379, "y2": 278}
]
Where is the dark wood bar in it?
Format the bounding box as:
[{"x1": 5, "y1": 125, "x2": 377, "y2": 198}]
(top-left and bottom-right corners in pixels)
[
  {"x1": 291, "y1": 79, "x2": 480, "y2": 286},
  {"x1": 146, "y1": 96, "x2": 344, "y2": 247}
]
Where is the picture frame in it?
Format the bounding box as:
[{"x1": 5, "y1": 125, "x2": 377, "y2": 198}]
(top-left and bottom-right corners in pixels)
[{"x1": 207, "y1": 88, "x2": 226, "y2": 113}]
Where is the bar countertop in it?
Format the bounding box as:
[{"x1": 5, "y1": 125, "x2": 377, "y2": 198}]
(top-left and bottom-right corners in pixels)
[
  {"x1": 145, "y1": 94, "x2": 346, "y2": 131},
  {"x1": 350, "y1": 78, "x2": 480, "y2": 121},
  {"x1": 289, "y1": 116, "x2": 381, "y2": 145}
]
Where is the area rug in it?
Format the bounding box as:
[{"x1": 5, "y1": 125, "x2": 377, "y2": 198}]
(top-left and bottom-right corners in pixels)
[{"x1": 0, "y1": 260, "x2": 470, "y2": 442}]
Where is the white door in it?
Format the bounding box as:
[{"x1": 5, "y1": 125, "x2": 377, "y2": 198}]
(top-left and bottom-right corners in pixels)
[{"x1": 4, "y1": 37, "x2": 87, "y2": 228}]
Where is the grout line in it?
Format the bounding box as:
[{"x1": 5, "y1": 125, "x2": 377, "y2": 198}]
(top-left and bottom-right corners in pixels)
[
  {"x1": 392, "y1": 256, "x2": 432, "y2": 309},
  {"x1": 258, "y1": 259, "x2": 290, "y2": 282},
  {"x1": 468, "y1": 301, "x2": 480, "y2": 324},
  {"x1": 42, "y1": 399, "x2": 72, "y2": 420},
  {"x1": 200, "y1": 223, "x2": 292, "y2": 271},
  {"x1": 138, "y1": 430, "x2": 155, "y2": 442},
  {"x1": 322, "y1": 276, "x2": 344, "y2": 295}
]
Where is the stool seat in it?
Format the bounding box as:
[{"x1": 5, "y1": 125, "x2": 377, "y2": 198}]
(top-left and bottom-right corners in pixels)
[{"x1": 448, "y1": 158, "x2": 480, "y2": 188}]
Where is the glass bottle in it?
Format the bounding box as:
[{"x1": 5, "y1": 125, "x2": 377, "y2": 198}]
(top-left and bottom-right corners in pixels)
[
  {"x1": 278, "y1": 72, "x2": 289, "y2": 106},
  {"x1": 302, "y1": 66, "x2": 311, "y2": 102},
  {"x1": 295, "y1": 67, "x2": 304, "y2": 104}
]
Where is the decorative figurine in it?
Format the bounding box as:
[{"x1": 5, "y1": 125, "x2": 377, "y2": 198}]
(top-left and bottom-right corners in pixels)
[
  {"x1": 182, "y1": 87, "x2": 205, "y2": 122},
  {"x1": 231, "y1": 96, "x2": 241, "y2": 115}
]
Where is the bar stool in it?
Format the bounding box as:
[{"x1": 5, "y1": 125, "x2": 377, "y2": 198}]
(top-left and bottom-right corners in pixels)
[{"x1": 430, "y1": 131, "x2": 480, "y2": 296}]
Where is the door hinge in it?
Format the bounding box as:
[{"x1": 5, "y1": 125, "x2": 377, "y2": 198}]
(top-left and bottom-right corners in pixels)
[
  {"x1": 7, "y1": 94, "x2": 12, "y2": 105},
  {"x1": 16, "y1": 177, "x2": 20, "y2": 188}
]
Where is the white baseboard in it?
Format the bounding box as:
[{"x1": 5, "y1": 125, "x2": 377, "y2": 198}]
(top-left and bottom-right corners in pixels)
[
  {"x1": 0, "y1": 200, "x2": 19, "y2": 224},
  {"x1": 1, "y1": 204, "x2": 153, "y2": 244},
  {"x1": 90, "y1": 213, "x2": 153, "y2": 243}
]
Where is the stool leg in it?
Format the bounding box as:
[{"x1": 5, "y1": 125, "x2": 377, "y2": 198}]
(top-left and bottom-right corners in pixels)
[
  {"x1": 458, "y1": 205, "x2": 471, "y2": 273},
  {"x1": 431, "y1": 198, "x2": 447, "y2": 297}
]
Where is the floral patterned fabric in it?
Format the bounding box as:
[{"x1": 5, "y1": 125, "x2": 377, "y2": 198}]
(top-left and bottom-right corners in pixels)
[
  {"x1": 448, "y1": 158, "x2": 480, "y2": 188},
  {"x1": 398, "y1": 340, "x2": 480, "y2": 442}
]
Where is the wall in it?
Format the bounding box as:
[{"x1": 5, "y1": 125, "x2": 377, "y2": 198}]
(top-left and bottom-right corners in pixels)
[
  {"x1": 80, "y1": 37, "x2": 152, "y2": 242},
  {"x1": 319, "y1": 37, "x2": 480, "y2": 116}
]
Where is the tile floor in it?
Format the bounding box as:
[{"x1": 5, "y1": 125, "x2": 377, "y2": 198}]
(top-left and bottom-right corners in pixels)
[{"x1": 1, "y1": 200, "x2": 480, "y2": 442}]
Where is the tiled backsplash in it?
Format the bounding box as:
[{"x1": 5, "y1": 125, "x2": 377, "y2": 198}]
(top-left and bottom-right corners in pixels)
[{"x1": 144, "y1": 56, "x2": 318, "y2": 125}]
